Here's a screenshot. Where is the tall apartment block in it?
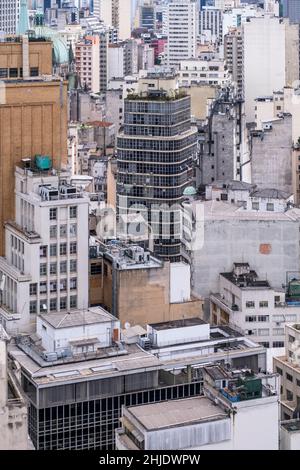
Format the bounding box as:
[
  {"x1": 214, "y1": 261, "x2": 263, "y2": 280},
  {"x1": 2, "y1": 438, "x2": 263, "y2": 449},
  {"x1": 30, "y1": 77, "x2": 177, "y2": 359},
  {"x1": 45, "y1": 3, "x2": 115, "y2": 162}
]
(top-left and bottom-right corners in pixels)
[
  {"x1": 75, "y1": 35, "x2": 100, "y2": 93},
  {"x1": 0, "y1": 36, "x2": 68, "y2": 256},
  {"x1": 0, "y1": 159, "x2": 89, "y2": 334},
  {"x1": 116, "y1": 70, "x2": 198, "y2": 261},
  {"x1": 282, "y1": 0, "x2": 300, "y2": 24},
  {"x1": 0, "y1": 0, "x2": 20, "y2": 35},
  {"x1": 224, "y1": 28, "x2": 243, "y2": 96},
  {"x1": 164, "y1": 0, "x2": 199, "y2": 68},
  {"x1": 94, "y1": 0, "x2": 132, "y2": 40}
]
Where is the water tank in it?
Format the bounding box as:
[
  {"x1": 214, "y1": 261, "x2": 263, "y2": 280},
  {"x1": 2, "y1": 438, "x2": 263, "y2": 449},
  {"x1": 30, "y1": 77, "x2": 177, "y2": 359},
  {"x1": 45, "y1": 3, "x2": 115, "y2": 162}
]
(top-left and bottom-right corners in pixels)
[{"x1": 35, "y1": 155, "x2": 52, "y2": 171}]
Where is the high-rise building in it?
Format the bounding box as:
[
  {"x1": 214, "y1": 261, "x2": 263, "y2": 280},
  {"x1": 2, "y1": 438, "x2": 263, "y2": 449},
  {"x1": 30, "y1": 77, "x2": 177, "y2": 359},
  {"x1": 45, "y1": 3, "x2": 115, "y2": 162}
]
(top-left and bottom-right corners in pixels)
[
  {"x1": 116, "y1": 70, "x2": 198, "y2": 262},
  {"x1": 200, "y1": 7, "x2": 223, "y2": 43},
  {"x1": 0, "y1": 162, "x2": 89, "y2": 334},
  {"x1": 164, "y1": 0, "x2": 199, "y2": 68},
  {"x1": 224, "y1": 28, "x2": 243, "y2": 96},
  {"x1": 0, "y1": 0, "x2": 20, "y2": 35},
  {"x1": 243, "y1": 16, "x2": 299, "y2": 121},
  {"x1": 0, "y1": 36, "x2": 68, "y2": 256},
  {"x1": 94, "y1": 0, "x2": 132, "y2": 40},
  {"x1": 75, "y1": 35, "x2": 100, "y2": 93}
]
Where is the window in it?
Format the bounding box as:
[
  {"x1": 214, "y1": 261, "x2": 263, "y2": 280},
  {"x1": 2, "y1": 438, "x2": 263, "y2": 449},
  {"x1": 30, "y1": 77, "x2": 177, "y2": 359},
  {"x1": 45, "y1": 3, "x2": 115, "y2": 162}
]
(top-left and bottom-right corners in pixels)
[
  {"x1": 50, "y1": 208, "x2": 57, "y2": 220},
  {"x1": 259, "y1": 301, "x2": 268, "y2": 308},
  {"x1": 104, "y1": 264, "x2": 108, "y2": 276},
  {"x1": 60, "y1": 225, "x2": 67, "y2": 237},
  {"x1": 60, "y1": 279, "x2": 67, "y2": 291},
  {"x1": 60, "y1": 297, "x2": 67, "y2": 310},
  {"x1": 289, "y1": 335, "x2": 296, "y2": 343},
  {"x1": 276, "y1": 367, "x2": 283, "y2": 376},
  {"x1": 50, "y1": 244, "x2": 57, "y2": 257},
  {"x1": 40, "y1": 300, "x2": 47, "y2": 313},
  {"x1": 40, "y1": 282, "x2": 47, "y2": 294},
  {"x1": 286, "y1": 373, "x2": 293, "y2": 383},
  {"x1": 257, "y1": 315, "x2": 269, "y2": 322},
  {"x1": 70, "y1": 278, "x2": 77, "y2": 290},
  {"x1": 50, "y1": 281, "x2": 57, "y2": 293},
  {"x1": 273, "y1": 328, "x2": 284, "y2": 336},
  {"x1": 70, "y1": 296, "x2": 77, "y2": 309},
  {"x1": 40, "y1": 246, "x2": 47, "y2": 258},
  {"x1": 286, "y1": 390, "x2": 293, "y2": 401},
  {"x1": 246, "y1": 315, "x2": 256, "y2": 322},
  {"x1": 70, "y1": 242, "x2": 77, "y2": 255},
  {"x1": 29, "y1": 283, "x2": 37, "y2": 296},
  {"x1": 297, "y1": 379, "x2": 300, "y2": 387},
  {"x1": 9, "y1": 68, "x2": 18, "y2": 78},
  {"x1": 50, "y1": 263, "x2": 57, "y2": 275},
  {"x1": 60, "y1": 261, "x2": 67, "y2": 274},
  {"x1": 273, "y1": 342, "x2": 284, "y2": 348},
  {"x1": 246, "y1": 301, "x2": 255, "y2": 308},
  {"x1": 30, "y1": 301, "x2": 37, "y2": 314},
  {"x1": 274, "y1": 295, "x2": 280, "y2": 303},
  {"x1": 50, "y1": 225, "x2": 57, "y2": 238},
  {"x1": 30, "y1": 67, "x2": 39, "y2": 77},
  {"x1": 0, "y1": 68, "x2": 8, "y2": 78},
  {"x1": 70, "y1": 224, "x2": 77, "y2": 237},
  {"x1": 60, "y1": 243, "x2": 67, "y2": 256},
  {"x1": 70, "y1": 206, "x2": 77, "y2": 218},
  {"x1": 252, "y1": 202, "x2": 259, "y2": 210},
  {"x1": 258, "y1": 342, "x2": 269, "y2": 348},
  {"x1": 266, "y1": 203, "x2": 274, "y2": 212},
  {"x1": 91, "y1": 264, "x2": 101, "y2": 275},
  {"x1": 70, "y1": 260, "x2": 77, "y2": 273},
  {"x1": 50, "y1": 298, "x2": 57, "y2": 312},
  {"x1": 40, "y1": 264, "x2": 47, "y2": 276}
]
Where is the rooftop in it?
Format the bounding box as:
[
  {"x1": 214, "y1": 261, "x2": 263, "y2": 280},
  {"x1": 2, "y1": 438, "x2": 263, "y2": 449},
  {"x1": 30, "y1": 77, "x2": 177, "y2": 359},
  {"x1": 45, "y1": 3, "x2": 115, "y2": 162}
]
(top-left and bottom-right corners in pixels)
[
  {"x1": 281, "y1": 420, "x2": 300, "y2": 433},
  {"x1": 250, "y1": 188, "x2": 291, "y2": 200},
  {"x1": 40, "y1": 307, "x2": 117, "y2": 329},
  {"x1": 221, "y1": 270, "x2": 270, "y2": 289},
  {"x1": 149, "y1": 318, "x2": 206, "y2": 331},
  {"x1": 125, "y1": 396, "x2": 227, "y2": 431}
]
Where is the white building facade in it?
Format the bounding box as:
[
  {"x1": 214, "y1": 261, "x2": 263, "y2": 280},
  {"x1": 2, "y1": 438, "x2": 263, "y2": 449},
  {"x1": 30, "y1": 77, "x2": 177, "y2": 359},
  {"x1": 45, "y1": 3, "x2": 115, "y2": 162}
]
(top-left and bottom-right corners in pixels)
[
  {"x1": 0, "y1": 162, "x2": 90, "y2": 334},
  {"x1": 164, "y1": 0, "x2": 199, "y2": 68}
]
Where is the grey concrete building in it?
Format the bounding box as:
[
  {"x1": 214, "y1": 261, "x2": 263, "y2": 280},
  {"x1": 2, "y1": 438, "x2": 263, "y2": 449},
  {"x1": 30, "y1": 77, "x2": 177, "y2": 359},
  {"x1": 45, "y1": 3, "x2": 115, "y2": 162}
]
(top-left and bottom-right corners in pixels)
[
  {"x1": 197, "y1": 88, "x2": 243, "y2": 187},
  {"x1": 250, "y1": 115, "x2": 293, "y2": 195},
  {"x1": 189, "y1": 200, "x2": 300, "y2": 308}
]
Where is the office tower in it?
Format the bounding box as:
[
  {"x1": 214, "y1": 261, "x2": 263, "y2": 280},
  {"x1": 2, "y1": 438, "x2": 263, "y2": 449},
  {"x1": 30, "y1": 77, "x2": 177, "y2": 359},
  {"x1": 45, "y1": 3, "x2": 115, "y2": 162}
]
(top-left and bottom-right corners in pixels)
[
  {"x1": 224, "y1": 28, "x2": 243, "y2": 95},
  {"x1": 0, "y1": 163, "x2": 89, "y2": 334},
  {"x1": 94, "y1": 0, "x2": 132, "y2": 39},
  {"x1": 200, "y1": 7, "x2": 223, "y2": 42},
  {"x1": 116, "y1": 70, "x2": 198, "y2": 262},
  {"x1": 0, "y1": 0, "x2": 20, "y2": 34},
  {"x1": 75, "y1": 36, "x2": 100, "y2": 93},
  {"x1": 164, "y1": 0, "x2": 199, "y2": 68},
  {"x1": 0, "y1": 31, "x2": 68, "y2": 255},
  {"x1": 139, "y1": 0, "x2": 155, "y2": 31},
  {"x1": 9, "y1": 315, "x2": 266, "y2": 449},
  {"x1": 243, "y1": 16, "x2": 299, "y2": 121},
  {"x1": 282, "y1": 0, "x2": 300, "y2": 24}
]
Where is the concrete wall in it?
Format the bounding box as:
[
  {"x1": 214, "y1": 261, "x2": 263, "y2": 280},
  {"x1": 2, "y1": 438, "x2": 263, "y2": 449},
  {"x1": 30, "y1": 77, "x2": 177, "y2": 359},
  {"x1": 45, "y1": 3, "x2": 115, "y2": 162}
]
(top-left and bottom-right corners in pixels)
[
  {"x1": 0, "y1": 80, "x2": 68, "y2": 256},
  {"x1": 191, "y1": 202, "x2": 300, "y2": 301},
  {"x1": 251, "y1": 116, "x2": 293, "y2": 194}
]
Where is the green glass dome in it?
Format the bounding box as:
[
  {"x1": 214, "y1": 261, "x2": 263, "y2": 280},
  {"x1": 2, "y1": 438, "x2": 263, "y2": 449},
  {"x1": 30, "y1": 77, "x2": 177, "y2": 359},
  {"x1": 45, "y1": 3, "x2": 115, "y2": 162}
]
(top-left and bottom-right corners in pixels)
[
  {"x1": 183, "y1": 186, "x2": 197, "y2": 196},
  {"x1": 33, "y1": 26, "x2": 69, "y2": 65}
]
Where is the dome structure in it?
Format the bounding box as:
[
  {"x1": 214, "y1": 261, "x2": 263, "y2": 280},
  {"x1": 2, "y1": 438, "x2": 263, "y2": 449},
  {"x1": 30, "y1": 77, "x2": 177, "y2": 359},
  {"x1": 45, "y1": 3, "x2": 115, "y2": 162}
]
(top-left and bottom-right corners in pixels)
[
  {"x1": 33, "y1": 26, "x2": 69, "y2": 65},
  {"x1": 183, "y1": 186, "x2": 197, "y2": 196}
]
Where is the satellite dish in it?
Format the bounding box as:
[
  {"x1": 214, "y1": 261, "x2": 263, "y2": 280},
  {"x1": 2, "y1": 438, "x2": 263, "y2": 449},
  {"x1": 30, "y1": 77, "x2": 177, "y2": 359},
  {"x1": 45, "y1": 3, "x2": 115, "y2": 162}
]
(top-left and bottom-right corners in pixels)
[{"x1": 124, "y1": 322, "x2": 131, "y2": 330}]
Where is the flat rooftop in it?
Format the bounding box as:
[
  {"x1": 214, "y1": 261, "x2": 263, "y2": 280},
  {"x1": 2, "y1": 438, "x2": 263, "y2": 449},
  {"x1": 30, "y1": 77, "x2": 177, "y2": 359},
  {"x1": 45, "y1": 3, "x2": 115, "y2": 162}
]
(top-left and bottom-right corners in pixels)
[
  {"x1": 221, "y1": 271, "x2": 270, "y2": 289},
  {"x1": 281, "y1": 420, "x2": 300, "y2": 433},
  {"x1": 126, "y1": 397, "x2": 227, "y2": 431},
  {"x1": 149, "y1": 318, "x2": 207, "y2": 331},
  {"x1": 40, "y1": 307, "x2": 117, "y2": 329}
]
